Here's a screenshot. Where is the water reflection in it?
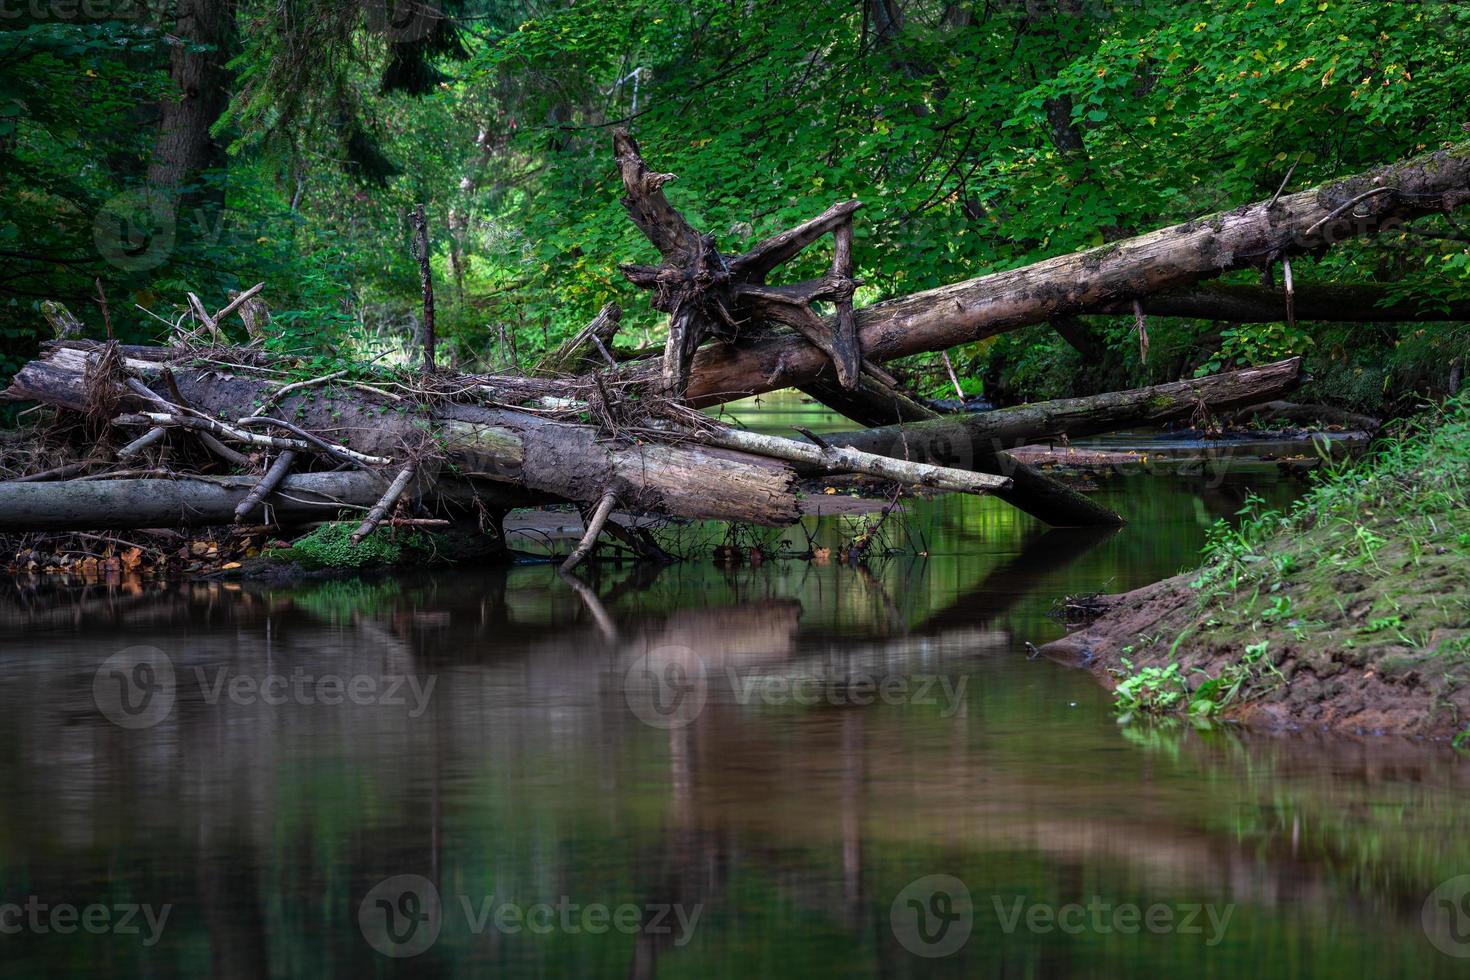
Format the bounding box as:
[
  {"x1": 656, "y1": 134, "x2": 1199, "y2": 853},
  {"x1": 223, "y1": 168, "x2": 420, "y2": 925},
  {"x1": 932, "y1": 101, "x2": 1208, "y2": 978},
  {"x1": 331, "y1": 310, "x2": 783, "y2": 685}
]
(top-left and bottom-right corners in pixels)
[{"x1": 1, "y1": 478, "x2": 1466, "y2": 977}]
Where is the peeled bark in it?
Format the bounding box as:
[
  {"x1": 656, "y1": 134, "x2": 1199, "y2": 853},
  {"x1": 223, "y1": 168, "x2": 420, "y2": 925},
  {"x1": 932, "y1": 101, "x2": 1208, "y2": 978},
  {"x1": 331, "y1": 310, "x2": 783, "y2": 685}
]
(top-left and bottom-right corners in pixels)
[
  {"x1": 676, "y1": 142, "x2": 1470, "y2": 407},
  {"x1": 824, "y1": 358, "x2": 1305, "y2": 464}
]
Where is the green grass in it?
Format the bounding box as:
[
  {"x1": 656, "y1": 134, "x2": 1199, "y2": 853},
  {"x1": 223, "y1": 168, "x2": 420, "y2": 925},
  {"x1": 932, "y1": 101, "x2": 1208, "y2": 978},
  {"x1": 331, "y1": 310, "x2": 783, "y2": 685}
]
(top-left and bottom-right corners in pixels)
[{"x1": 1112, "y1": 393, "x2": 1470, "y2": 734}]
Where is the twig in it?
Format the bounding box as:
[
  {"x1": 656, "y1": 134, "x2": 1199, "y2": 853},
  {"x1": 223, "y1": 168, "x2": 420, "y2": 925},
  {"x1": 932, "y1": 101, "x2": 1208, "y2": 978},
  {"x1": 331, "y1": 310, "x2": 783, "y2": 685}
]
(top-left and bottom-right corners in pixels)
[
  {"x1": 1302, "y1": 187, "x2": 1395, "y2": 239},
  {"x1": 15, "y1": 461, "x2": 95, "y2": 482},
  {"x1": 211, "y1": 282, "x2": 265, "y2": 324},
  {"x1": 118, "y1": 426, "x2": 167, "y2": 458},
  {"x1": 941, "y1": 350, "x2": 965, "y2": 400},
  {"x1": 75, "y1": 468, "x2": 176, "y2": 481},
  {"x1": 351, "y1": 463, "x2": 418, "y2": 545},
  {"x1": 197, "y1": 432, "x2": 251, "y2": 468},
  {"x1": 792, "y1": 426, "x2": 830, "y2": 450},
  {"x1": 1268, "y1": 156, "x2": 1300, "y2": 209},
  {"x1": 94, "y1": 278, "x2": 113, "y2": 340},
  {"x1": 699, "y1": 425, "x2": 1009, "y2": 495},
  {"x1": 234, "y1": 416, "x2": 392, "y2": 467},
  {"x1": 186, "y1": 292, "x2": 222, "y2": 341},
  {"x1": 124, "y1": 411, "x2": 392, "y2": 466},
  {"x1": 258, "y1": 369, "x2": 349, "y2": 412},
  {"x1": 234, "y1": 450, "x2": 297, "y2": 522},
  {"x1": 560, "y1": 489, "x2": 619, "y2": 574}
]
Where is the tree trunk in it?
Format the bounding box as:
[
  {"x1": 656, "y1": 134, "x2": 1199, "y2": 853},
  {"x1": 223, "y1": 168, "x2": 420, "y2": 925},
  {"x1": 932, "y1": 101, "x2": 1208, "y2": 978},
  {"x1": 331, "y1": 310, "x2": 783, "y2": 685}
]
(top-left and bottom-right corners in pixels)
[
  {"x1": 676, "y1": 142, "x2": 1470, "y2": 407},
  {"x1": 148, "y1": 0, "x2": 234, "y2": 209},
  {"x1": 821, "y1": 358, "x2": 1304, "y2": 465}
]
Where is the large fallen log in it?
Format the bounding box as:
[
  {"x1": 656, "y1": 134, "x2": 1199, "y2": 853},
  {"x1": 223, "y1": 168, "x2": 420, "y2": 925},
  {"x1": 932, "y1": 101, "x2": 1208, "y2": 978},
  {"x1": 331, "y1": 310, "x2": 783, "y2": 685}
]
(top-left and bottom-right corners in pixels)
[
  {"x1": 1104, "y1": 282, "x2": 1470, "y2": 323},
  {"x1": 0, "y1": 472, "x2": 464, "y2": 531},
  {"x1": 822, "y1": 358, "x2": 1305, "y2": 464},
  {"x1": 672, "y1": 141, "x2": 1470, "y2": 407},
  {"x1": 4, "y1": 344, "x2": 805, "y2": 527},
  {"x1": 2, "y1": 342, "x2": 1006, "y2": 536},
  {"x1": 798, "y1": 374, "x2": 1125, "y2": 526}
]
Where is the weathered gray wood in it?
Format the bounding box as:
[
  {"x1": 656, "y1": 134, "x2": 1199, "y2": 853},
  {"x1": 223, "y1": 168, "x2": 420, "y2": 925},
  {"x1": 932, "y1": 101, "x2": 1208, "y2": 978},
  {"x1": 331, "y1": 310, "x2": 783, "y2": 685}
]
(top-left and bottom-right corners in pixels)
[
  {"x1": 0, "y1": 473, "x2": 402, "y2": 531},
  {"x1": 826, "y1": 357, "x2": 1305, "y2": 460},
  {"x1": 699, "y1": 425, "x2": 1010, "y2": 496},
  {"x1": 800, "y1": 376, "x2": 1125, "y2": 527},
  {"x1": 676, "y1": 142, "x2": 1470, "y2": 407}
]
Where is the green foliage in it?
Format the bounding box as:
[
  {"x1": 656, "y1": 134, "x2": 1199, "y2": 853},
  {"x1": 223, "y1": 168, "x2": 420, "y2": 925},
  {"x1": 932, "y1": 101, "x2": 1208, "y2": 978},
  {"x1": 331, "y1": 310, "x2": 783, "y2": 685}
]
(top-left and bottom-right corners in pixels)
[
  {"x1": 279, "y1": 521, "x2": 430, "y2": 569},
  {"x1": 4, "y1": 0, "x2": 1470, "y2": 412},
  {"x1": 1111, "y1": 658, "x2": 1187, "y2": 717}
]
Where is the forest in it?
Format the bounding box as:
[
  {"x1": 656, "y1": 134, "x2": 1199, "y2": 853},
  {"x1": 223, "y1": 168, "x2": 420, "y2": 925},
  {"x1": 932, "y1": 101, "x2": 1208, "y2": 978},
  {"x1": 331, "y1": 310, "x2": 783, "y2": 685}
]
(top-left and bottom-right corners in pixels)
[
  {"x1": 4, "y1": 0, "x2": 1468, "y2": 406},
  {"x1": 3, "y1": 2, "x2": 1470, "y2": 976}
]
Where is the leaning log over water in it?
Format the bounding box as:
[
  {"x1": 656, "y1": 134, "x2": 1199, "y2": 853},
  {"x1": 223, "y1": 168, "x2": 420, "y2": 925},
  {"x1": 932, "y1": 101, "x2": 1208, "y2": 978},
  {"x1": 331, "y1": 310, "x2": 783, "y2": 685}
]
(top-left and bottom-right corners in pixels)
[
  {"x1": 672, "y1": 142, "x2": 1470, "y2": 406},
  {"x1": 823, "y1": 358, "x2": 1305, "y2": 465}
]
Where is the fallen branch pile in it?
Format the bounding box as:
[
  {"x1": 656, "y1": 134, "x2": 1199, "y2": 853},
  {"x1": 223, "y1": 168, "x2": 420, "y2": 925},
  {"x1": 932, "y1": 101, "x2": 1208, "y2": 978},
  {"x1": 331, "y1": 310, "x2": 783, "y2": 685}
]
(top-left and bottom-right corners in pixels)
[{"x1": 2, "y1": 132, "x2": 1465, "y2": 569}]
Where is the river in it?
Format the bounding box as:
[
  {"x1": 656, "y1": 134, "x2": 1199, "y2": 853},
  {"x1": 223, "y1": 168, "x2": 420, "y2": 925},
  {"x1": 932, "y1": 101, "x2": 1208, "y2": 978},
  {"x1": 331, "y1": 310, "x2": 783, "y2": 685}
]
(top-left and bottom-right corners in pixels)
[{"x1": 1, "y1": 393, "x2": 1465, "y2": 976}]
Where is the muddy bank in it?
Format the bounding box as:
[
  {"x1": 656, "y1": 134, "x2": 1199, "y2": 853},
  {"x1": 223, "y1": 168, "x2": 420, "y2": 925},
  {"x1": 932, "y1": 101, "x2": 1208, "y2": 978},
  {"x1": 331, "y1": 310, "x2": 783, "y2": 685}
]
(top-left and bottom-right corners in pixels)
[
  {"x1": 1040, "y1": 402, "x2": 1470, "y2": 739},
  {"x1": 1041, "y1": 572, "x2": 1470, "y2": 738}
]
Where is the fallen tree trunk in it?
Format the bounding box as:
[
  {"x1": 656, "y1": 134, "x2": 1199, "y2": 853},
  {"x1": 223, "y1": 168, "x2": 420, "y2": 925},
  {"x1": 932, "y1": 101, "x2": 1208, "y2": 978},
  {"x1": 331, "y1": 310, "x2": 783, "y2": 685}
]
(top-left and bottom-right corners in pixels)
[
  {"x1": 4, "y1": 344, "x2": 804, "y2": 527},
  {"x1": 822, "y1": 358, "x2": 1305, "y2": 464},
  {"x1": 0, "y1": 473, "x2": 441, "y2": 531},
  {"x1": 1100, "y1": 282, "x2": 1470, "y2": 323},
  {"x1": 800, "y1": 376, "x2": 1126, "y2": 527},
  {"x1": 674, "y1": 142, "x2": 1470, "y2": 407}
]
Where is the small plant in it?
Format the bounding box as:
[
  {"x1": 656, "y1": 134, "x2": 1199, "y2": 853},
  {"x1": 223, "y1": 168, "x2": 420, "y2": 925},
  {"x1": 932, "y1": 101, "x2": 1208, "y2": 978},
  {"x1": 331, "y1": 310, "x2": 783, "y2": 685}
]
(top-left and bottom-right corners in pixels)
[
  {"x1": 1112, "y1": 659, "x2": 1188, "y2": 717},
  {"x1": 277, "y1": 521, "x2": 429, "y2": 569}
]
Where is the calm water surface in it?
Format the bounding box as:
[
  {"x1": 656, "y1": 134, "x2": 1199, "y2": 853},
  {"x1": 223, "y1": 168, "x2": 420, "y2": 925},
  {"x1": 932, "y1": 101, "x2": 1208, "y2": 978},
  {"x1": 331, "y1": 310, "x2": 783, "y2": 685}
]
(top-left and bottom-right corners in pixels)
[{"x1": 2, "y1": 395, "x2": 1466, "y2": 977}]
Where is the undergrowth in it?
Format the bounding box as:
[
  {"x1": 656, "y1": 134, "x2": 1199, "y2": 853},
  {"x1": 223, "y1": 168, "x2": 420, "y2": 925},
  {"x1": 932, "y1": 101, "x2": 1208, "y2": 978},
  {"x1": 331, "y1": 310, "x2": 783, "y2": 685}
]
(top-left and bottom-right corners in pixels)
[{"x1": 271, "y1": 521, "x2": 434, "y2": 570}]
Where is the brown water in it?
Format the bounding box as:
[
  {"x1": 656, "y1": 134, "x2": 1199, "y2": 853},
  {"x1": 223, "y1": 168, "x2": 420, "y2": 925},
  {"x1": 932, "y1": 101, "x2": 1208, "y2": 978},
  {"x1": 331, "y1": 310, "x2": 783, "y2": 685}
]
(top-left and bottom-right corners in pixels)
[{"x1": 2, "y1": 397, "x2": 1467, "y2": 977}]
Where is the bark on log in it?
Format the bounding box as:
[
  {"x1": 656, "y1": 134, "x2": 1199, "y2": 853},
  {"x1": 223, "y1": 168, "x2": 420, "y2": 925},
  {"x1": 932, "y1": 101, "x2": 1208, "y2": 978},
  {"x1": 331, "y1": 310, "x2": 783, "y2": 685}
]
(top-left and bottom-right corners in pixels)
[
  {"x1": 4, "y1": 344, "x2": 803, "y2": 527},
  {"x1": 800, "y1": 377, "x2": 1125, "y2": 527},
  {"x1": 0, "y1": 473, "x2": 461, "y2": 532},
  {"x1": 823, "y1": 358, "x2": 1306, "y2": 465},
  {"x1": 675, "y1": 142, "x2": 1470, "y2": 407},
  {"x1": 1101, "y1": 282, "x2": 1470, "y2": 323}
]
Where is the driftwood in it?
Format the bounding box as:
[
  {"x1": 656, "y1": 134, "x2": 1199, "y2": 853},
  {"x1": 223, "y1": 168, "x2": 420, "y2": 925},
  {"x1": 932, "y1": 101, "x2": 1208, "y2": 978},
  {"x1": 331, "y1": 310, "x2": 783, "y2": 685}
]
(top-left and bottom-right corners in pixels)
[{"x1": 824, "y1": 358, "x2": 1306, "y2": 464}]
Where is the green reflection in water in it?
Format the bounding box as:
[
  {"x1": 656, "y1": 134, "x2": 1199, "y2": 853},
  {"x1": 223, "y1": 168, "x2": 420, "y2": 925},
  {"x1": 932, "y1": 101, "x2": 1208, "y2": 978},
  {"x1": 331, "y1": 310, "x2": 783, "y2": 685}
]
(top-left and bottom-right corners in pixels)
[{"x1": 0, "y1": 418, "x2": 1465, "y2": 977}]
